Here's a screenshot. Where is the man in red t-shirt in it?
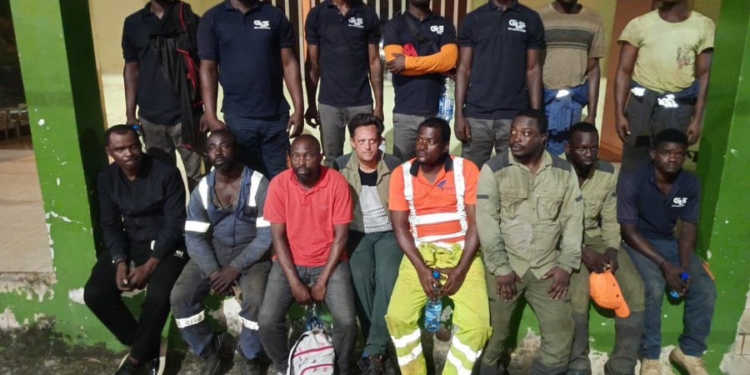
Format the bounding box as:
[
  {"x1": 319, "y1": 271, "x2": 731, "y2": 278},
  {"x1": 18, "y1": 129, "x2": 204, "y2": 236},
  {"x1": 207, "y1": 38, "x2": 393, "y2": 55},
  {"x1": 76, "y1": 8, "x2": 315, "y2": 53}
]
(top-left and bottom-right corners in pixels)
[{"x1": 258, "y1": 135, "x2": 356, "y2": 375}]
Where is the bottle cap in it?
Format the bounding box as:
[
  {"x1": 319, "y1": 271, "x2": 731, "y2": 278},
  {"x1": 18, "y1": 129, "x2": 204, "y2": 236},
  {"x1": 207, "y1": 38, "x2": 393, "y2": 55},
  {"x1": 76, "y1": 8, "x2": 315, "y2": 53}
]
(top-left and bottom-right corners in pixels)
[{"x1": 432, "y1": 270, "x2": 440, "y2": 279}]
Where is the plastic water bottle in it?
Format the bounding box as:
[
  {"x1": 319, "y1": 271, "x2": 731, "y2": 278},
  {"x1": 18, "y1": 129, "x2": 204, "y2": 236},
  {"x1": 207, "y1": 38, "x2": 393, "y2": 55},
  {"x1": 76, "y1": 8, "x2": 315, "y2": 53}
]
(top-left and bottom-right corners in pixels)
[
  {"x1": 668, "y1": 272, "x2": 690, "y2": 299},
  {"x1": 425, "y1": 270, "x2": 442, "y2": 333},
  {"x1": 438, "y1": 78, "x2": 455, "y2": 123}
]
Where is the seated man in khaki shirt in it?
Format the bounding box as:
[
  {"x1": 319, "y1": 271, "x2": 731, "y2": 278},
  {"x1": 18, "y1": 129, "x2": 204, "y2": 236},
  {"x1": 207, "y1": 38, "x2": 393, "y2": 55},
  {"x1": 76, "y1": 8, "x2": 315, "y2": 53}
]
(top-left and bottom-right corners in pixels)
[
  {"x1": 565, "y1": 122, "x2": 645, "y2": 375},
  {"x1": 476, "y1": 109, "x2": 583, "y2": 375}
]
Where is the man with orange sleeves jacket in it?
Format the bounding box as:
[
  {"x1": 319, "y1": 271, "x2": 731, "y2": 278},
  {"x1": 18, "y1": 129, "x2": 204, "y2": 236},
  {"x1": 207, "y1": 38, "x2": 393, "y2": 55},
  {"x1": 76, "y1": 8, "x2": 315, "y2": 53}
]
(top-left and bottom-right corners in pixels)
[
  {"x1": 385, "y1": 117, "x2": 491, "y2": 375},
  {"x1": 383, "y1": 0, "x2": 458, "y2": 160}
]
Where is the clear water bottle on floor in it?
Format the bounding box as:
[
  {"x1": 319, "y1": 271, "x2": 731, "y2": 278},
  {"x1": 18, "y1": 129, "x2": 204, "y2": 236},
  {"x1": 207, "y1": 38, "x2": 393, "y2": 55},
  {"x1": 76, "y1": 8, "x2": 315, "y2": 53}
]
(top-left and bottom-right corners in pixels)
[
  {"x1": 438, "y1": 78, "x2": 455, "y2": 123},
  {"x1": 424, "y1": 270, "x2": 442, "y2": 333}
]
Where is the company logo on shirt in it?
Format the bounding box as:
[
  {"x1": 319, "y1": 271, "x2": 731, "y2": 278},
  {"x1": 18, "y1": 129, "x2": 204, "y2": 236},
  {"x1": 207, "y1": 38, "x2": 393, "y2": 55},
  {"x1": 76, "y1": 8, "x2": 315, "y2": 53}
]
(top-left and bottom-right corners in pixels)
[
  {"x1": 437, "y1": 180, "x2": 447, "y2": 190},
  {"x1": 508, "y1": 19, "x2": 526, "y2": 33},
  {"x1": 672, "y1": 197, "x2": 688, "y2": 207},
  {"x1": 254, "y1": 20, "x2": 271, "y2": 30},
  {"x1": 348, "y1": 17, "x2": 364, "y2": 29},
  {"x1": 430, "y1": 25, "x2": 444, "y2": 35}
]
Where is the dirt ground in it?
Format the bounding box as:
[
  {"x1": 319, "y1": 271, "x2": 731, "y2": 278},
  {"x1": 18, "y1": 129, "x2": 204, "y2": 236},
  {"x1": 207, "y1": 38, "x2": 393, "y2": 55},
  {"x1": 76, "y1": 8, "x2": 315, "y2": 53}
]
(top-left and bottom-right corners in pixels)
[{"x1": 0, "y1": 325, "x2": 544, "y2": 375}]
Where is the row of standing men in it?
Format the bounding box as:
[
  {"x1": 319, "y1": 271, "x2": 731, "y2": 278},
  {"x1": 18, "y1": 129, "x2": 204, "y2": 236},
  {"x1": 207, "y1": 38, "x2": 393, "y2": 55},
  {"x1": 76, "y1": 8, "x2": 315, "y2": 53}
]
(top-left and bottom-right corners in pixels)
[{"x1": 125, "y1": 0, "x2": 713, "y2": 184}]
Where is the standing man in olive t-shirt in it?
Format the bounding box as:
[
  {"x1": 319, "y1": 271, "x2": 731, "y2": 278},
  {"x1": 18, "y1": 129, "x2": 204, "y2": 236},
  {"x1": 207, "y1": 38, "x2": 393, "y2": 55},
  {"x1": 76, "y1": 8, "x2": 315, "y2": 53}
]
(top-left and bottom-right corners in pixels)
[
  {"x1": 537, "y1": 0, "x2": 606, "y2": 155},
  {"x1": 614, "y1": 0, "x2": 714, "y2": 175}
]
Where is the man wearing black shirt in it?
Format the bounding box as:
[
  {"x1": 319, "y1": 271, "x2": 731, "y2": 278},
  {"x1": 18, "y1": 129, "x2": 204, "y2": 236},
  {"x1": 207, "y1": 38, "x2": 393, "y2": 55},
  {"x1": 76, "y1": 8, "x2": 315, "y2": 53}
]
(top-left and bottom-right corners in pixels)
[
  {"x1": 199, "y1": 0, "x2": 304, "y2": 179},
  {"x1": 455, "y1": 0, "x2": 545, "y2": 168},
  {"x1": 84, "y1": 125, "x2": 188, "y2": 375},
  {"x1": 304, "y1": 0, "x2": 383, "y2": 167},
  {"x1": 123, "y1": 0, "x2": 203, "y2": 190}
]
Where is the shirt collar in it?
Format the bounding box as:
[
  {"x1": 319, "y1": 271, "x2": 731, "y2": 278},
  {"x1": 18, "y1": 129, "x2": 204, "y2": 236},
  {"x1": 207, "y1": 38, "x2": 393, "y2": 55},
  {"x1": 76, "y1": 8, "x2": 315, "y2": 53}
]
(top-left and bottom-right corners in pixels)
[
  {"x1": 487, "y1": 0, "x2": 520, "y2": 12},
  {"x1": 224, "y1": 0, "x2": 262, "y2": 12},
  {"x1": 646, "y1": 164, "x2": 686, "y2": 196},
  {"x1": 118, "y1": 154, "x2": 153, "y2": 181},
  {"x1": 508, "y1": 149, "x2": 553, "y2": 171},
  {"x1": 409, "y1": 154, "x2": 454, "y2": 177},
  {"x1": 289, "y1": 165, "x2": 332, "y2": 191},
  {"x1": 404, "y1": 9, "x2": 436, "y2": 23}
]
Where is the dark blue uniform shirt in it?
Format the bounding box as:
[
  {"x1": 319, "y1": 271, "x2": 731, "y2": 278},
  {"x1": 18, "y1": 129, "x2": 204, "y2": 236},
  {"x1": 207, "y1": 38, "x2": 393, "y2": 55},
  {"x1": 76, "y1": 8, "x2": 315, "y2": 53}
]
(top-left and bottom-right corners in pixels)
[
  {"x1": 305, "y1": 0, "x2": 381, "y2": 107},
  {"x1": 458, "y1": 0, "x2": 545, "y2": 119},
  {"x1": 198, "y1": 1, "x2": 296, "y2": 118},
  {"x1": 618, "y1": 164, "x2": 701, "y2": 241},
  {"x1": 383, "y1": 12, "x2": 456, "y2": 116}
]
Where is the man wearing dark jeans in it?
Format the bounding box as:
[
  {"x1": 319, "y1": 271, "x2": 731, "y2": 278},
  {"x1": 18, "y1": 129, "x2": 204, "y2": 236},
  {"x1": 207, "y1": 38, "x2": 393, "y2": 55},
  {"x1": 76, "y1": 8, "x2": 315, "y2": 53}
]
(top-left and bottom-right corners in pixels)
[
  {"x1": 258, "y1": 135, "x2": 356, "y2": 375},
  {"x1": 304, "y1": 0, "x2": 383, "y2": 167},
  {"x1": 332, "y1": 114, "x2": 402, "y2": 374},
  {"x1": 198, "y1": 0, "x2": 304, "y2": 178},
  {"x1": 84, "y1": 125, "x2": 187, "y2": 375},
  {"x1": 170, "y1": 130, "x2": 272, "y2": 375},
  {"x1": 123, "y1": 0, "x2": 204, "y2": 190},
  {"x1": 618, "y1": 129, "x2": 715, "y2": 375}
]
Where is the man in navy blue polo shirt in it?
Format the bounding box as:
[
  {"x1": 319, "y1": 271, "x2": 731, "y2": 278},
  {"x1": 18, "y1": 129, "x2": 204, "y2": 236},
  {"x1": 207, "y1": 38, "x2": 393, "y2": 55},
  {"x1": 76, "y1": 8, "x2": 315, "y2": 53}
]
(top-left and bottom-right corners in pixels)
[
  {"x1": 123, "y1": 0, "x2": 204, "y2": 190},
  {"x1": 304, "y1": 0, "x2": 383, "y2": 167},
  {"x1": 618, "y1": 129, "x2": 715, "y2": 375},
  {"x1": 199, "y1": 0, "x2": 304, "y2": 179},
  {"x1": 383, "y1": 0, "x2": 457, "y2": 161},
  {"x1": 455, "y1": 0, "x2": 545, "y2": 168}
]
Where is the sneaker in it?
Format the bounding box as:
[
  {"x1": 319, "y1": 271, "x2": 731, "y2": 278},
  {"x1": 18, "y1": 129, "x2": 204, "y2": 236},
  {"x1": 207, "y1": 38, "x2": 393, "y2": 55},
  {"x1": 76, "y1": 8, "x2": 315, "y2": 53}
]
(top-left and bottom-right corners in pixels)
[
  {"x1": 639, "y1": 359, "x2": 661, "y2": 375},
  {"x1": 669, "y1": 348, "x2": 709, "y2": 375},
  {"x1": 201, "y1": 333, "x2": 234, "y2": 375},
  {"x1": 363, "y1": 356, "x2": 385, "y2": 375}
]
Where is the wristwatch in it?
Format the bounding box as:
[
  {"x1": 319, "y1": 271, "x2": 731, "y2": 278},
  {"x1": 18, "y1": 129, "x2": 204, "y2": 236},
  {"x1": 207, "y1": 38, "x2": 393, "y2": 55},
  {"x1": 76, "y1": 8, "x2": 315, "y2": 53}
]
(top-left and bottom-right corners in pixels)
[{"x1": 112, "y1": 254, "x2": 127, "y2": 266}]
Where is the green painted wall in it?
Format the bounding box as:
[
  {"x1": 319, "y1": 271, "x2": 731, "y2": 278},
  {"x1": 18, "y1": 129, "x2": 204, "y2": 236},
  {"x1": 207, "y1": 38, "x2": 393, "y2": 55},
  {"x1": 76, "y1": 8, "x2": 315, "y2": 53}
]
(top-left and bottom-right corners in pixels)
[
  {"x1": 696, "y1": 0, "x2": 750, "y2": 369},
  {"x1": 1, "y1": 0, "x2": 116, "y2": 348}
]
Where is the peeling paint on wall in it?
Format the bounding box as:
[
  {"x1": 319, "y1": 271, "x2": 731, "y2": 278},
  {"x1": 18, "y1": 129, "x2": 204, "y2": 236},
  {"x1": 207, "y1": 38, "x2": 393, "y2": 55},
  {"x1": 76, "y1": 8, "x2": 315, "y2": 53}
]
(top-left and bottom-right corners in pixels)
[
  {"x1": 67, "y1": 288, "x2": 85, "y2": 305},
  {"x1": 0, "y1": 308, "x2": 21, "y2": 330},
  {"x1": 0, "y1": 273, "x2": 56, "y2": 302}
]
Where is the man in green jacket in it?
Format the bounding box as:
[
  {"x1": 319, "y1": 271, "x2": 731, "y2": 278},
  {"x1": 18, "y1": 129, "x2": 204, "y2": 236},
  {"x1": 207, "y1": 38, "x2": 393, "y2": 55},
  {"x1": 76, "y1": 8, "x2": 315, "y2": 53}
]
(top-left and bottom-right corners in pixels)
[
  {"x1": 333, "y1": 114, "x2": 402, "y2": 375},
  {"x1": 476, "y1": 109, "x2": 583, "y2": 375}
]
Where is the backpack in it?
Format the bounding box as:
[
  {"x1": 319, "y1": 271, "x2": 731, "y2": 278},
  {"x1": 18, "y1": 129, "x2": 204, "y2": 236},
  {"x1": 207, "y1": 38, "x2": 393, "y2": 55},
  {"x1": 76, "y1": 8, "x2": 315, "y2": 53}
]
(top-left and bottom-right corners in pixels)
[{"x1": 287, "y1": 308, "x2": 335, "y2": 375}]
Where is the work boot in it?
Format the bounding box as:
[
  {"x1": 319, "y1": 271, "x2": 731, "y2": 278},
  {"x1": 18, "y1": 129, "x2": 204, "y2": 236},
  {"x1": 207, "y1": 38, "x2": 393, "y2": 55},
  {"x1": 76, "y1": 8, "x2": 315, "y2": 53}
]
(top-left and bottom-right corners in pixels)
[
  {"x1": 363, "y1": 355, "x2": 385, "y2": 375},
  {"x1": 113, "y1": 357, "x2": 150, "y2": 375},
  {"x1": 145, "y1": 358, "x2": 161, "y2": 375},
  {"x1": 669, "y1": 348, "x2": 709, "y2": 375},
  {"x1": 238, "y1": 355, "x2": 262, "y2": 375},
  {"x1": 201, "y1": 333, "x2": 234, "y2": 375},
  {"x1": 639, "y1": 359, "x2": 660, "y2": 375}
]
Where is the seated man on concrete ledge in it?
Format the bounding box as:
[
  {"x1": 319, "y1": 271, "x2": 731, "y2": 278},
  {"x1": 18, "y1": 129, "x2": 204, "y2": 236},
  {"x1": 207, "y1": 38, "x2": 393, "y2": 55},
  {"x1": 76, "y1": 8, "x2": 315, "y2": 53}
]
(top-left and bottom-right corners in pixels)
[
  {"x1": 258, "y1": 135, "x2": 357, "y2": 375},
  {"x1": 170, "y1": 130, "x2": 273, "y2": 375},
  {"x1": 564, "y1": 122, "x2": 645, "y2": 375},
  {"x1": 84, "y1": 124, "x2": 188, "y2": 375},
  {"x1": 618, "y1": 129, "x2": 716, "y2": 375}
]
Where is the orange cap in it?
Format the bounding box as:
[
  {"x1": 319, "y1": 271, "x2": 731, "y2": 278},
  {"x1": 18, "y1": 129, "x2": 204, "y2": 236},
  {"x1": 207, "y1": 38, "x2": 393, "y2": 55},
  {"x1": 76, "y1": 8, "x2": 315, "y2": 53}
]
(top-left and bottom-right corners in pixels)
[{"x1": 589, "y1": 270, "x2": 630, "y2": 318}]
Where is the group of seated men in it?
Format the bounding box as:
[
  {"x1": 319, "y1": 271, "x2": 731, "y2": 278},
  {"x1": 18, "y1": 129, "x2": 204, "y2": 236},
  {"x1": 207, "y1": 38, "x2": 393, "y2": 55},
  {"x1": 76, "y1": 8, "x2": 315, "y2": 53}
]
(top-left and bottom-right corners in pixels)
[{"x1": 84, "y1": 111, "x2": 715, "y2": 375}]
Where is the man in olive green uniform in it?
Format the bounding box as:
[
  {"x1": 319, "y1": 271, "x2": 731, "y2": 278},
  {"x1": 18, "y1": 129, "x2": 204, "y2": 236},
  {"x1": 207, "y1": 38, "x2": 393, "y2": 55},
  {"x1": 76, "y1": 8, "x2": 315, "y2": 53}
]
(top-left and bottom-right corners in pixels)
[
  {"x1": 565, "y1": 122, "x2": 645, "y2": 375},
  {"x1": 477, "y1": 109, "x2": 583, "y2": 375}
]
